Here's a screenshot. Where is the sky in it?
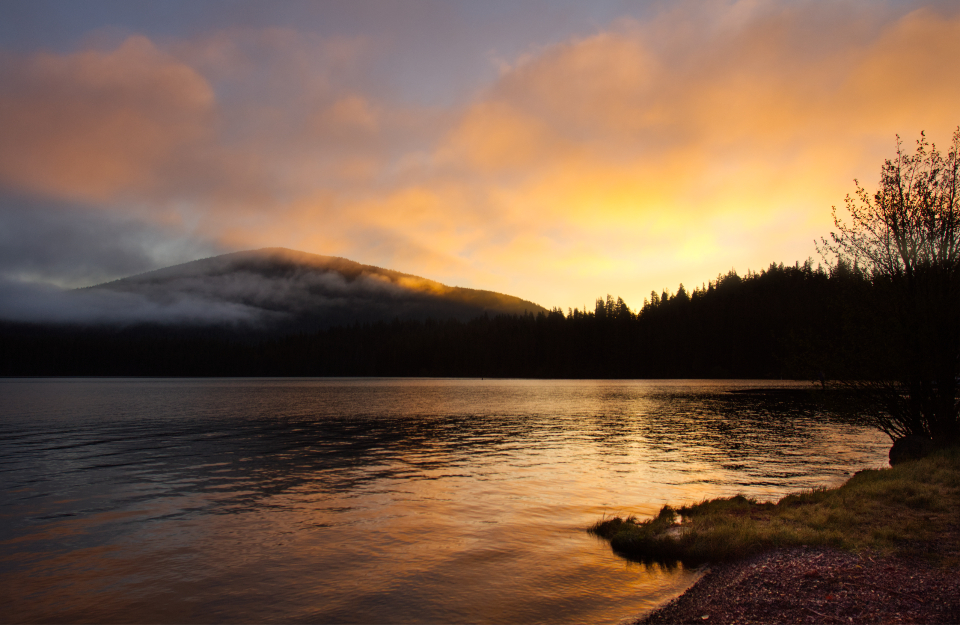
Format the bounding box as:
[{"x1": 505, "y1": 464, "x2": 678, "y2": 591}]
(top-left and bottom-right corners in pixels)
[{"x1": 2, "y1": 0, "x2": 959, "y2": 312}]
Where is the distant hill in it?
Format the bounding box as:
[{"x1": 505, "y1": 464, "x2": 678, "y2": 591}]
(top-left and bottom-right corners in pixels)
[
  {"x1": 1, "y1": 255, "x2": 867, "y2": 378},
  {"x1": 84, "y1": 247, "x2": 547, "y2": 331}
]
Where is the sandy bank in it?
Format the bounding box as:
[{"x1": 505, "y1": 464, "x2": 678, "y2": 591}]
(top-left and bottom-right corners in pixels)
[{"x1": 634, "y1": 547, "x2": 960, "y2": 624}]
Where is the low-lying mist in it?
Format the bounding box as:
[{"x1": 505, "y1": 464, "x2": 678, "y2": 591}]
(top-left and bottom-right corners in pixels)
[
  {"x1": 0, "y1": 248, "x2": 546, "y2": 332},
  {"x1": 0, "y1": 278, "x2": 268, "y2": 326}
]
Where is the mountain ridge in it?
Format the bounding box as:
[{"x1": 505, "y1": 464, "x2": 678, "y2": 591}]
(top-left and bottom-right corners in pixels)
[{"x1": 83, "y1": 247, "x2": 547, "y2": 330}]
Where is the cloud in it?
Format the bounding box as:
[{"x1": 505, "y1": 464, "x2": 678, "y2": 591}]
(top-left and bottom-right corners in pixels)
[
  {"x1": 0, "y1": 191, "x2": 223, "y2": 288},
  {"x1": 0, "y1": 36, "x2": 216, "y2": 203},
  {"x1": 420, "y1": 1, "x2": 960, "y2": 305},
  {"x1": 0, "y1": 278, "x2": 264, "y2": 326},
  {"x1": 0, "y1": 249, "x2": 544, "y2": 327},
  {"x1": 2, "y1": 1, "x2": 959, "y2": 312}
]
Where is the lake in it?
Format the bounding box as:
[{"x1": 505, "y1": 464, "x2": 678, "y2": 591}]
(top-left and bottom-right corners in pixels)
[{"x1": 0, "y1": 378, "x2": 889, "y2": 624}]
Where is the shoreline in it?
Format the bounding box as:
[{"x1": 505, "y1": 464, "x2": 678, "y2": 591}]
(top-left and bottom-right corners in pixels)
[
  {"x1": 632, "y1": 546, "x2": 960, "y2": 624},
  {"x1": 592, "y1": 448, "x2": 960, "y2": 623}
]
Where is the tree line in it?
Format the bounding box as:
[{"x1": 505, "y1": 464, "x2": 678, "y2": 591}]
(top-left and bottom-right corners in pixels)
[{"x1": 0, "y1": 258, "x2": 868, "y2": 380}]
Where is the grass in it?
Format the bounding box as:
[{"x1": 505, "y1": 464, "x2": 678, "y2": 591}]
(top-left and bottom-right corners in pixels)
[{"x1": 590, "y1": 446, "x2": 960, "y2": 567}]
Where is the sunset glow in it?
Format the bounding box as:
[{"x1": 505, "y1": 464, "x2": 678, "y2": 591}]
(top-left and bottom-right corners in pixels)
[{"x1": 2, "y1": 0, "x2": 958, "y2": 309}]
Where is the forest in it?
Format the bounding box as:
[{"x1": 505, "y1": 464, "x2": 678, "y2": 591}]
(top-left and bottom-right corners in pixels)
[{"x1": 0, "y1": 258, "x2": 877, "y2": 379}]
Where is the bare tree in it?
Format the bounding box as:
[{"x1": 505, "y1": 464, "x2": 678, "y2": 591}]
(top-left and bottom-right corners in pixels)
[{"x1": 819, "y1": 129, "x2": 960, "y2": 445}]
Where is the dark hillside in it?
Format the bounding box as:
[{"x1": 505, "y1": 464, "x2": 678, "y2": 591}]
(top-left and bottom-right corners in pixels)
[
  {"x1": 80, "y1": 247, "x2": 547, "y2": 331},
  {"x1": 1, "y1": 258, "x2": 872, "y2": 378}
]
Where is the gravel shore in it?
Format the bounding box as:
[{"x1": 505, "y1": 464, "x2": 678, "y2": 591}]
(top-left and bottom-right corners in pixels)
[{"x1": 635, "y1": 547, "x2": 960, "y2": 624}]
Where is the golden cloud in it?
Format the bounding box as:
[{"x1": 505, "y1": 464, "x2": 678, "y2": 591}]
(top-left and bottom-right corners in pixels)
[
  {"x1": 0, "y1": 36, "x2": 215, "y2": 203},
  {"x1": 420, "y1": 4, "x2": 960, "y2": 306},
  {"x1": 3, "y1": 4, "x2": 959, "y2": 310}
]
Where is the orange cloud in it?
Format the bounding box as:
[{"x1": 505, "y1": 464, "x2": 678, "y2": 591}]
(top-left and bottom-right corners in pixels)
[
  {"x1": 418, "y1": 4, "x2": 960, "y2": 307},
  {"x1": 312, "y1": 95, "x2": 379, "y2": 136},
  {"x1": 0, "y1": 36, "x2": 215, "y2": 203},
  {"x1": 843, "y1": 9, "x2": 960, "y2": 130},
  {"x1": 440, "y1": 101, "x2": 563, "y2": 173},
  {"x1": 4, "y1": 4, "x2": 960, "y2": 310}
]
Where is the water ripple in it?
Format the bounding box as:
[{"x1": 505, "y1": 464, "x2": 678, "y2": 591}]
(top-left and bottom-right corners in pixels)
[{"x1": 0, "y1": 378, "x2": 888, "y2": 624}]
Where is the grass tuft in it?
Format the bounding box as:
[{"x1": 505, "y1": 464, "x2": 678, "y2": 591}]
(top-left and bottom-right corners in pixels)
[{"x1": 591, "y1": 446, "x2": 960, "y2": 567}]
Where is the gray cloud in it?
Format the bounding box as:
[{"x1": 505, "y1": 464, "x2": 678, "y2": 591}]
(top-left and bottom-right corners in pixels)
[
  {"x1": 0, "y1": 248, "x2": 544, "y2": 328},
  {"x1": 0, "y1": 278, "x2": 266, "y2": 325},
  {"x1": 0, "y1": 192, "x2": 223, "y2": 288}
]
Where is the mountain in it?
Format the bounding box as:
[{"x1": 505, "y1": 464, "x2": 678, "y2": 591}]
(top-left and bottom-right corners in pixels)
[{"x1": 83, "y1": 247, "x2": 547, "y2": 331}]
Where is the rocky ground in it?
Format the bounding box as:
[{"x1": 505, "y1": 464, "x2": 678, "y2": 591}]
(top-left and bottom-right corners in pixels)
[{"x1": 636, "y1": 547, "x2": 960, "y2": 624}]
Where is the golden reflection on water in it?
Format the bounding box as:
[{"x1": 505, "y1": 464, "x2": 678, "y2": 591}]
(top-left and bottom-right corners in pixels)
[{"x1": 0, "y1": 379, "x2": 888, "y2": 623}]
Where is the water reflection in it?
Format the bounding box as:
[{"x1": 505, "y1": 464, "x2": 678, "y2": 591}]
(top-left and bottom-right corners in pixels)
[{"x1": 0, "y1": 379, "x2": 888, "y2": 623}]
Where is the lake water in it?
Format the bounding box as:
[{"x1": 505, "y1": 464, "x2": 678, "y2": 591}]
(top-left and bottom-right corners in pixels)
[{"x1": 0, "y1": 378, "x2": 889, "y2": 624}]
